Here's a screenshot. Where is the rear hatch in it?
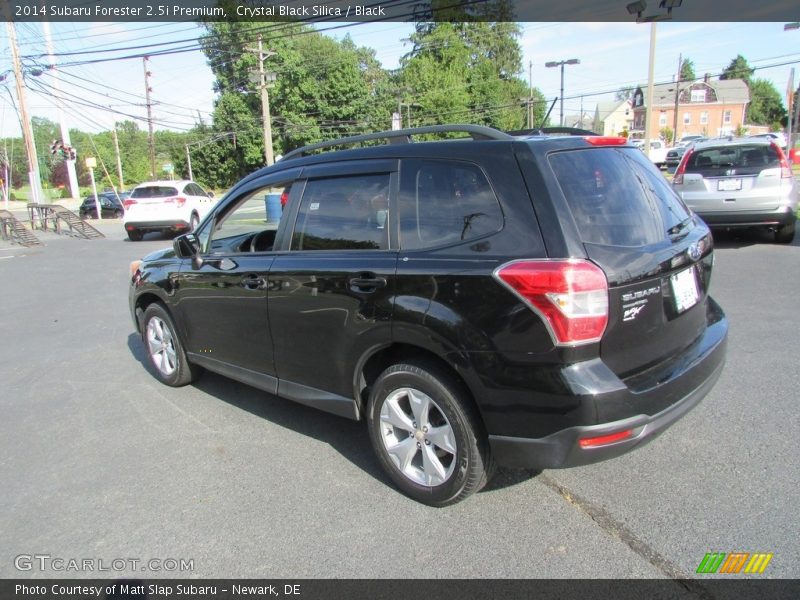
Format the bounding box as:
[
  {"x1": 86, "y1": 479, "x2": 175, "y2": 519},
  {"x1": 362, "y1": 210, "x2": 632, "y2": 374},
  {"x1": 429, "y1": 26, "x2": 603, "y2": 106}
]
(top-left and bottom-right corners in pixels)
[
  {"x1": 126, "y1": 185, "x2": 181, "y2": 214},
  {"x1": 548, "y1": 145, "x2": 713, "y2": 378},
  {"x1": 676, "y1": 143, "x2": 785, "y2": 211}
]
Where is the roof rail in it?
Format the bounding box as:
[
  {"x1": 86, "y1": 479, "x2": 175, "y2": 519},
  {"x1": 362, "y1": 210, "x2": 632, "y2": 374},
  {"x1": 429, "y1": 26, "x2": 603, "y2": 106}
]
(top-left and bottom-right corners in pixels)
[
  {"x1": 508, "y1": 126, "x2": 600, "y2": 137},
  {"x1": 280, "y1": 124, "x2": 512, "y2": 162}
]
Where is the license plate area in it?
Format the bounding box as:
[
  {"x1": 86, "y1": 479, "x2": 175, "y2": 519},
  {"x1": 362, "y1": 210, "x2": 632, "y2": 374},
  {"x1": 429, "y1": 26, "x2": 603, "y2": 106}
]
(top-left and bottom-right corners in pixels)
[
  {"x1": 717, "y1": 178, "x2": 742, "y2": 191},
  {"x1": 670, "y1": 266, "x2": 699, "y2": 313}
]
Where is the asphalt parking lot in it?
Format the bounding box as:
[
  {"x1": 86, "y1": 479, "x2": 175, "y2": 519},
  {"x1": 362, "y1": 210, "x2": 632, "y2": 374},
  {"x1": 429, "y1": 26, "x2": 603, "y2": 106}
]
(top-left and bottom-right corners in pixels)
[{"x1": 0, "y1": 219, "x2": 798, "y2": 582}]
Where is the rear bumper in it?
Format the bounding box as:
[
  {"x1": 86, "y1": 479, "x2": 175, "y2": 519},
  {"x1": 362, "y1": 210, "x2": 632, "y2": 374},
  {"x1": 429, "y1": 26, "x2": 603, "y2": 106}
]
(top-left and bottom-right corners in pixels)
[
  {"x1": 487, "y1": 297, "x2": 728, "y2": 469},
  {"x1": 124, "y1": 220, "x2": 191, "y2": 232},
  {"x1": 694, "y1": 205, "x2": 796, "y2": 228}
]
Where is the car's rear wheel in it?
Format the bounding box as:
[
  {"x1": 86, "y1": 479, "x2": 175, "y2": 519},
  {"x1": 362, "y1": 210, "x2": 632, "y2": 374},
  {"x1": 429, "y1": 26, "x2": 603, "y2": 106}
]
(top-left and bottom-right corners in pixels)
[
  {"x1": 774, "y1": 221, "x2": 795, "y2": 244},
  {"x1": 142, "y1": 303, "x2": 202, "y2": 387},
  {"x1": 127, "y1": 229, "x2": 143, "y2": 241},
  {"x1": 113, "y1": 209, "x2": 123, "y2": 219},
  {"x1": 367, "y1": 361, "x2": 493, "y2": 506}
]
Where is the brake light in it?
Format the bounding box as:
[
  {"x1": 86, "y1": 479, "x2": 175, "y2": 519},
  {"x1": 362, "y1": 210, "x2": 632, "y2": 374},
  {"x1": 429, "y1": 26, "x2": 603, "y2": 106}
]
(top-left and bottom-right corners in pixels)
[
  {"x1": 122, "y1": 199, "x2": 137, "y2": 209},
  {"x1": 770, "y1": 143, "x2": 793, "y2": 178},
  {"x1": 673, "y1": 149, "x2": 693, "y2": 185},
  {"x1": 163, "y1": 196, "x2": 187, "y2": 207},
  {"x1": 584, "y1": 136, "x2": 627, "y2": 146},
  {"x1": 494, "y1": 259, "x2": 609, "y2": 346},
  {"x1": 579, "y1": 429, "x2": 634, "y2": 449}
]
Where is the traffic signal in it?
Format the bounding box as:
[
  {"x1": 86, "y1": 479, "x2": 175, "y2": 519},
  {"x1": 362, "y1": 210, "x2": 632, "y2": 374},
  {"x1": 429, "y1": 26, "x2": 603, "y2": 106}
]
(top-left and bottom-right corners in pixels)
[{"x1": 50, "y1": 140, "x2": 63, "y2": 156}]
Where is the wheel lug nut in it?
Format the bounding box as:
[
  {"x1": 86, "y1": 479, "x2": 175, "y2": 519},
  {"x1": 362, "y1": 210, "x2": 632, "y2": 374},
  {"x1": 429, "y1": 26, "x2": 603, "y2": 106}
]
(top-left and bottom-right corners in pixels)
[
  {"x1": 422, "y1": 426, "x2": 428, "y2": 433},
  {"x1": 425, "y1": 439, "x2": 431, "y2": 446},
  {"x1": 412, "y1": 422, "x2": 417, "y2": 428},
  {"x1": 416, "y1": 442, "x2": 421, "y2": 448}
]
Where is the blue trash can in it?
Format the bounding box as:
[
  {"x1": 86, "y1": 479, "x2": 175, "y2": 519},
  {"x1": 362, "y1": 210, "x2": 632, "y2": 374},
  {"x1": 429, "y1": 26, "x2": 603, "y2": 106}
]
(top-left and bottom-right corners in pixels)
[{"x1": 265, "y1": 193, "x2": 282, "y2": 223}]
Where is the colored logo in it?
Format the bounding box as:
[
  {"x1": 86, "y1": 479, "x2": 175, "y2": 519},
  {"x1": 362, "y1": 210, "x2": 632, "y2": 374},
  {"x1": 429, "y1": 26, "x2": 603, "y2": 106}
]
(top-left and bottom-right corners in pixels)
[{"x1": 696, "y1": 552, "x2": 773, "y2": 574}]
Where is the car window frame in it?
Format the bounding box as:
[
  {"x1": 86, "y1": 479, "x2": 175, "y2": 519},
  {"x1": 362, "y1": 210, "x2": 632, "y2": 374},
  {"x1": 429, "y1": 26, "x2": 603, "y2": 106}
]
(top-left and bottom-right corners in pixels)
[{"x1": 195, "y1": 168, "x2": 304, "y2": 256}]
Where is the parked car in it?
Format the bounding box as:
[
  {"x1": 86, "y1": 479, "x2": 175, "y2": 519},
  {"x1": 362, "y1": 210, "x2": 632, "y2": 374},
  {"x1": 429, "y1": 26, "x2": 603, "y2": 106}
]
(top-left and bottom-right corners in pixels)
[
  {"x1": 122, "y1": 180, "x2": 215, "y2": 241},
  {"x1": 748, "y1": 132, "x2": 787, "y2": 148},
  {"x1": 130, "y1": 124, "x2": 728, "y2": 506},
  {"x1": 672, "y1": 138, "x2": 798, "y2": 243},
  {"x1": 630, "y1": 139, "x2": 668, "y2": 168},
  {"x1": 665, "y1": 146, "x2": 689, "y2": 170},
  {"x1": 677, "y1": 135, "x2": 706, "y2": 148},
  {"x1": 79, "y1": 193, "x2": 125, "y2": 219}
]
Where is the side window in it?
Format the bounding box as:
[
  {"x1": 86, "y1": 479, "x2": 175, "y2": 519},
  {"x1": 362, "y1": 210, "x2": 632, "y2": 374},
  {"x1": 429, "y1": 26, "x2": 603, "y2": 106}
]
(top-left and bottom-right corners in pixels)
[
  {"x1": 203, "y1": 184, "x2": 288, "y2": 254},
  {"x1": 398, "y1": 159, "x2": 503, "y2": 250},
  {"x1": 291, "y1": 174, "x2": 390, "y2": 251}
]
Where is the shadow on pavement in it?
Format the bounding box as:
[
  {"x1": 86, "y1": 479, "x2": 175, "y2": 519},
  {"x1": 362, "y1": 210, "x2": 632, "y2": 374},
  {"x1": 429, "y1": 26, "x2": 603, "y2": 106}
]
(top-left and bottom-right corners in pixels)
[{"x1": 126, "y1": 332, "x2": 542, "y2": 497}]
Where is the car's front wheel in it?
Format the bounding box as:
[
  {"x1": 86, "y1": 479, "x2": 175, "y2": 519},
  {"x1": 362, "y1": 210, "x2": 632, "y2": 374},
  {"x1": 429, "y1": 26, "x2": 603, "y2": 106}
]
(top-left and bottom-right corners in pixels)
[
  {"x1": 367, "y1": 361, "x2": 493, "y2": 506},
  {"x1": 141, "y1": 303, "x2": 202, "y2": 387}
]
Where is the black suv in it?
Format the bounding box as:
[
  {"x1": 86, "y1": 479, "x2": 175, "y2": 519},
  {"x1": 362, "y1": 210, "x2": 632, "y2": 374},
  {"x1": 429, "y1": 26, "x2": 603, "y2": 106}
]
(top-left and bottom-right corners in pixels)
[
  {"x1": 80, "y1": 192, "x2": 128, "y2": 219},
  {"x1": 129, "y1": 125, "x2": 728, "y2": 506}
]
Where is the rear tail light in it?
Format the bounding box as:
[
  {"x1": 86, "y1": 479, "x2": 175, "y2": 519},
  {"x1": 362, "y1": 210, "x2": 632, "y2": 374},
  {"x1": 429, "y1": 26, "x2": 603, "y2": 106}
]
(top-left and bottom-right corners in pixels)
[
  {"x1": 770, "y1": 143, "x2": 793, "y2": 178},
  {"x1": 584, "y1": 136, "x2": 628, "y2": 146},
  {"x1": 163, "y1": 196, "x2": 187, "y2": 207},
  {"x1": 672, "y1": 149, "x2": 693, "y2": 185},
  {"x1": 122, "y1": 199, "x2": 137, "y2": 209},
  {"x1": 494, "y1": 259, "x2": 609, "y2": 346},
  {"x1": 579, "y1": 429, "x2": 634, "y2": 449}
]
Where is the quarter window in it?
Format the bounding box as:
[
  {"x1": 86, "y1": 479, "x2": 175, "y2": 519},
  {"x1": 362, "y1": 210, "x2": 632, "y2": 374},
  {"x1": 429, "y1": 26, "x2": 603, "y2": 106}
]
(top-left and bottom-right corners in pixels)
[
  {"x1": 398, "y1": 159, "x2": 502, "y2": 250},
  {"x1": 291, "y1": 174, "x2": 390, "y2": 251}
]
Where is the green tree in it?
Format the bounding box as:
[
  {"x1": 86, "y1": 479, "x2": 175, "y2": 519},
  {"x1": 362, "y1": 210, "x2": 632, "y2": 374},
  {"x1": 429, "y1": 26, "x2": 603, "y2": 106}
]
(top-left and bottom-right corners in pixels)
[
  {"x1": 615, "y1": 87, "x2": 634, "y2": 102},
  {"x1": 680, "y1": 58, "x2": 695, "y2": 82},
  {"x1": 746, "y1": 79, "x2": 787, "y2": 127},
  {"x1": 660, "y1": 126, "x2": 674, "y2": 144},
  {"x1": 720, "y1": 55, "x2": 754, "y2": 84}
]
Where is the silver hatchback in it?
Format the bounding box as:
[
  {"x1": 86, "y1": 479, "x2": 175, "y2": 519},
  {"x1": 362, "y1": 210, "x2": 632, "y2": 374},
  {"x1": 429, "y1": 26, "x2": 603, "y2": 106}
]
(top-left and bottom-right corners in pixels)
[{"x1": 672, "y1": 138, "x2": 797, "y2": 243}]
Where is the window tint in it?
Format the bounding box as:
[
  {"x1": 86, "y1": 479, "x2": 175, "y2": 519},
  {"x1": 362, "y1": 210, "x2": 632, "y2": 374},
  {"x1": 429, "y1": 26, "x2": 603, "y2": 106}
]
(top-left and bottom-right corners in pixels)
[
  {"x1": 130, "y1": 186, "x2": 179, "y2": 198},
  {"x1": 684, "y1": 144, "x2": 780, "y2": 177},
  {"x1": 398, "y1": 159, "x2": 502, "y2": 250},
  {"x1": 549, "y1": 147, "x2": 691, "y2": 247},
  {"x1": 291, "y1": 174, "x2": 390, "y2": 251}
]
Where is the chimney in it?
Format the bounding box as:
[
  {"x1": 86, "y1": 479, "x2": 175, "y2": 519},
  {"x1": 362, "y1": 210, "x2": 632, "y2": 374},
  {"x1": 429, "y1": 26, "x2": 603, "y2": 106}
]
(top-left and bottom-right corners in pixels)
[{"x1": 704, "y1": 73, "x2": 710, "y2": 83}]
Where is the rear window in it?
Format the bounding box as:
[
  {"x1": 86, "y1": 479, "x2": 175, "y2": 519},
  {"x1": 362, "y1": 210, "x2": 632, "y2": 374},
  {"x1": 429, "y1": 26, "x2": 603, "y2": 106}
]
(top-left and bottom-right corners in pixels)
[
  {"x1": 130, "y1": 186, "x2": 179, "y2": 198},
  {"x1": 549, "y1": 147, "x2": 691, "y2": 247},
  {"x1": 684, "y1": 144, "x2": 780, "y2": 177}
]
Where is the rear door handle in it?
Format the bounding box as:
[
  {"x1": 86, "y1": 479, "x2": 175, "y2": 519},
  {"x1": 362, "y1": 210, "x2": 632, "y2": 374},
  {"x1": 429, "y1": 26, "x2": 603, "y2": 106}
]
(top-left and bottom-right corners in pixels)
[{"x1": 349, "y1": 275, "x2": 387, "y2": 292}]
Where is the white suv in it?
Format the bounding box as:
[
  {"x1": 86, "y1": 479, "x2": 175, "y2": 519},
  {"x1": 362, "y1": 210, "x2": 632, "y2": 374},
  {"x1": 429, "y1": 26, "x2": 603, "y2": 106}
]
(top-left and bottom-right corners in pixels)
[{"x1": 123, "y1": 180, "x2": 216, "y2": 241}]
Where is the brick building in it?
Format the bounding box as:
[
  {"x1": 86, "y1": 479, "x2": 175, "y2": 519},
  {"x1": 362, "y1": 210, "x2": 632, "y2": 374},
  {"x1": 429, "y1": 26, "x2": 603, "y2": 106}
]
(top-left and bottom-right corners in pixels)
[{"x1": 631, "y1": 77, "x2": 750, "y2": 142}]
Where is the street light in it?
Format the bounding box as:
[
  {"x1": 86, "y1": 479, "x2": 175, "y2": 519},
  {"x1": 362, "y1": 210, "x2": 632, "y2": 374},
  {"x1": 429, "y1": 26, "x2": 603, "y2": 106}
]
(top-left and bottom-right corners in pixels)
[{"x1": 545, "y1": 58, "x2": 580, "y2": 127}]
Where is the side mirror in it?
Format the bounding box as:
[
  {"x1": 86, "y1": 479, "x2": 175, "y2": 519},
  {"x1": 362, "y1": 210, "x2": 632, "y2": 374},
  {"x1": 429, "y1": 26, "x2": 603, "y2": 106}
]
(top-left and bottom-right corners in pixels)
[
  {"x1": 173, "y1": 233, "x2": 204, "y2": 269},
  {"x1": 207, "y1": 191, "x2": 215, "y2": 198}
]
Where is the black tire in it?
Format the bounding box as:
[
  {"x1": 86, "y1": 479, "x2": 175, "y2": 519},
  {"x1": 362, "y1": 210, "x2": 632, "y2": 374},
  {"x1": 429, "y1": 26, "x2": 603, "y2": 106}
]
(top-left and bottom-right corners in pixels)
[
  {"x1": 113, "y1": 210, "x2": 123, "y2": 219},
  {"x1": 141, "y1": 303, "x2": 202, "y2": 387},
  {"x1": 366, "y1": 361, "x2": 493, "y2": 506},
  {"x1": 127, "y1": 229, "x2": 143, "y2": 241},
  {"x1": 774, "y1": 221, "x2": 795, "y2": 244},
  {"x1": 189, "y1": 213, "x2": 199, "y2": 231}
]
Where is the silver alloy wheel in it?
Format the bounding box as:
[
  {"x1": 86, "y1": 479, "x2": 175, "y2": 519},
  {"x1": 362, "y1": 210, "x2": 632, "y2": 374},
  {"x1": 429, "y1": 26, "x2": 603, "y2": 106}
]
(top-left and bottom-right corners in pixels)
[
  {"x1": 379, "y1": 387, "x2": 457, "y2": 487},
  {"x1": 146, "y1": 316, "x2": 177, "y2": 376}
]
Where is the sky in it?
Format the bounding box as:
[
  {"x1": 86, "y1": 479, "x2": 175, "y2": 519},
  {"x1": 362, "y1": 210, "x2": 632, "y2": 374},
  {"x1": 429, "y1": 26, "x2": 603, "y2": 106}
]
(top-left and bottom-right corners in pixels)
[{"x1": 1, "y1": 20, "x2": 799, "y2": 139}]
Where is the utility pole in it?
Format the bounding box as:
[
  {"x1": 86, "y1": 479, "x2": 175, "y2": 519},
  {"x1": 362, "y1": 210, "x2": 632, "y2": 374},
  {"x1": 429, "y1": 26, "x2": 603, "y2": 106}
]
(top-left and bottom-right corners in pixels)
[
  {"x1": 143, "y1": 57, "x2": 156, "y2": 178},
  {"x1": 42, "y1": 19, "x2": 79, "y2": 199},
  {"x1": 528, "y1": 60, "x2": 533, "y2": 129},
  {"x1": 643, "y1": 23, "x2": 657, "y2": 159},
  {"x1": 185, "y1": 144, "x2": 193, "y2": 181},
  {"x1": 249, "y1": 36, "x2": 276, "y2": 166},
  {"x1": 6, "y1": 22, "x2": 43, "y2": 205},
  {"x1": 112, "y1": 127, "x2": 124, "y2": 190},
  {"x1": 672, "y1": 53, "x2": 682, "y2": 145}
]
